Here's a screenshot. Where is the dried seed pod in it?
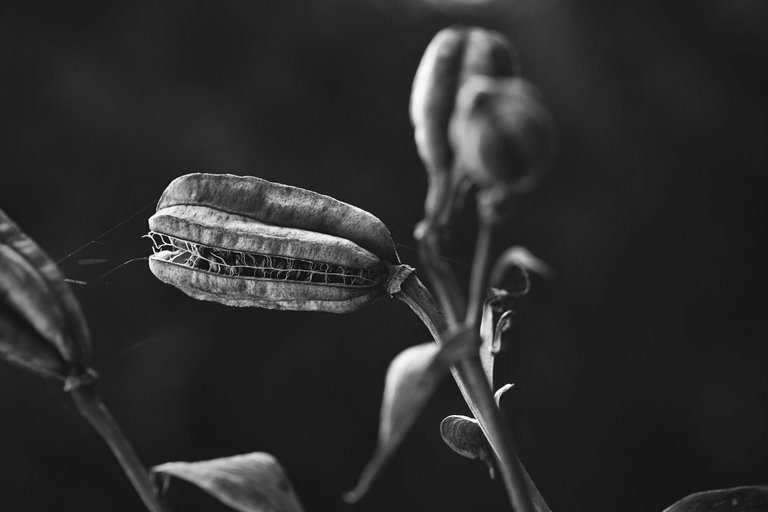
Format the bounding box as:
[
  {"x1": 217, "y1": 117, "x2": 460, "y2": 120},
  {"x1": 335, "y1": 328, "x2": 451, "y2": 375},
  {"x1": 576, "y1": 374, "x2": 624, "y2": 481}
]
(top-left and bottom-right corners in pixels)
[
  {"x1": 148, "y1": 173, "x2": 403, "y2": 313},
  {"x1": 410, "y1": 26, "x2": 518, "y2": 225},
  {"x1": 450, "y1": 76, "x2": 555, "y2": 194},
  {"x1": 440, "y1": 414, "x2": 495, "y2": 477},
  {"x1": 0, "y1": 208, "x2": 91, "y2": 382}
]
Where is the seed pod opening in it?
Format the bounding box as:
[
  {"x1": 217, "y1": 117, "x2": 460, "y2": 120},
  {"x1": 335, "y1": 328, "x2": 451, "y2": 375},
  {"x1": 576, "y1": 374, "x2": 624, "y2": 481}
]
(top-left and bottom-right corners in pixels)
[
  {"x1": 148, "y1": 173, "x2": 399, "y2": 313},
  {"x1": 0, "y1": 208, "x2": 91, "y2": 380}
]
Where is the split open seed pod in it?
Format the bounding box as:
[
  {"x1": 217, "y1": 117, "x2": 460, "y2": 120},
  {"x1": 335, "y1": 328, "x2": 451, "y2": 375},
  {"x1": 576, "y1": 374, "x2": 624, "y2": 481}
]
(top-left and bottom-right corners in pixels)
[
  {"x1": 0, "y1": 208, "x2": 91, "y2": 383},
  {"x1": 147, "y1": 173, "x2": 407, "y2": 313}
]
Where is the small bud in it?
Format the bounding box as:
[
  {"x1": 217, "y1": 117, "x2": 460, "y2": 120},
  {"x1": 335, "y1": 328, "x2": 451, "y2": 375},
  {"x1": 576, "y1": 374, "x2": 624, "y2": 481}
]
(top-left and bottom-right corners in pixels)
[
  {"x1": 410, "y1": 26, "x2": 518, "y2": 225},
  {"x1": 450, "y1": 76, "x2": 555, "y2": 194},
  {"x1": 0, "y1": 208, "x2": 92, "y2": 384}
]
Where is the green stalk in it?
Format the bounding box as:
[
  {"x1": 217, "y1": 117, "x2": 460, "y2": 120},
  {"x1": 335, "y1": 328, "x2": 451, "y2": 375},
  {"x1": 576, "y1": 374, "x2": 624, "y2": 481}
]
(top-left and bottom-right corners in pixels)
[
  {"x1": 397, "y1": 274, "x2": 548, "y2": 512},
  {"x1": 69, "y1": 381, "x2": 168, "y2": 512}
]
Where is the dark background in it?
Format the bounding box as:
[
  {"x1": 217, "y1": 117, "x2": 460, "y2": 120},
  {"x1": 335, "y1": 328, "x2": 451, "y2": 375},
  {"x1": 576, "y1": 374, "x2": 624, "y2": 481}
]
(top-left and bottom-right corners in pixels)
[{"x1": 1, "y1": 1, "x2": 767, "y2": 511}]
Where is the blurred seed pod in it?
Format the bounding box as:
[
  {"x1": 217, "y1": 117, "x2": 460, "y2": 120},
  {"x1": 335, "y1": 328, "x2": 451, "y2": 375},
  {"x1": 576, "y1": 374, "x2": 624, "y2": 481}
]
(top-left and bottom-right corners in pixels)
[
  {"x1": 410, "y1": 26, "x2": 518, "y2": 227},
  {"x1": 0, "y1": 208, "x2": 91, "y2": 383},
  {"x1": 450, "y1": 76, "x2": 555, "y2": 196}
]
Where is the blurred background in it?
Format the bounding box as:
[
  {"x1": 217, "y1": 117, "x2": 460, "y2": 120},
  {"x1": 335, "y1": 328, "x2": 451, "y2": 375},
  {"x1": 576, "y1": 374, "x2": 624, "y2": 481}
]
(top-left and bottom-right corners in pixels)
[{"x1": 1, "y1": 0, "x2": 767, "y2": 511}]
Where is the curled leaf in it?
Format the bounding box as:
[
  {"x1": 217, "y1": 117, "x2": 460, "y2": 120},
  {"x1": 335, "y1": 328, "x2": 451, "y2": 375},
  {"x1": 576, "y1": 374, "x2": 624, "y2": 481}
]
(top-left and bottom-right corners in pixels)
[
  {"x1": 479, "y1": 245, "x2": 549, "y2": 385},
  {"x1": 480, "y1": 305, "x2": 516, "y2": 386},
  {"x1": 152, "y1": 452, "x2": 304, "y2": 512},
  {"x1": 440, "y1": 414, "x2": 495, "y2": 478},
  {"x1": 440, "y1": 408, "x2": 552, "y2": 512},
  {"x1": 491, "y1": 246, "x2": 552, "y2": 285},
  {"x1": 662, "y1": 485, "x2": 768, "y2": 512},
  {"x1": 494, "y1": 383, "x2": 514, "y2": 408},
  {"x1": 344, "y1": 327, "x2": 479, "y2": 503},
  {"x1": 0, "y1": 208, "x2": 91, "y2": 383}
]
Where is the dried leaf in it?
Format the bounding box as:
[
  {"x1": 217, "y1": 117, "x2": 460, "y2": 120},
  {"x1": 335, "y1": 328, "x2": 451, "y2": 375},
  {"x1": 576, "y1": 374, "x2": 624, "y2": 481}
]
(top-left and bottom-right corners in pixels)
[
  {"x1": 662, "y1": 485, "x2": 768, "y2": 512},
  {"x1": 343, "y1": 327, "x2": 479, "y2": 503},
  {"x1": 152, "y1": 452, "x2": 304, "y2": 512},
  {"x1": 440, "y1": 414, "x2": 495, "y2": 478},
  {"x1": 480, "y1": 245, "x2": 548, "y2": 386},
  {"x1": 0, "y1": 208, "x2": 91, "y2": 381}
]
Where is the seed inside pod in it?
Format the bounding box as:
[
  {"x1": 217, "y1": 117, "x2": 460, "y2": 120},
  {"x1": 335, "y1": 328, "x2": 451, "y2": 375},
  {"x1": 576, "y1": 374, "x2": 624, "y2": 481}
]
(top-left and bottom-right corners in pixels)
[{"x1": 148, "y1": 174, "x2": 400, "y2": 313}]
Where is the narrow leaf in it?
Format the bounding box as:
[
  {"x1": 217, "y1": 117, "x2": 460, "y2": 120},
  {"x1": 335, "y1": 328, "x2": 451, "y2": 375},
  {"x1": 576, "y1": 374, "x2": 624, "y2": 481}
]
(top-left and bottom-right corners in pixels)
[
  {"x1": 152, "y1": 452, "x2": 304, "y2": 512},
  {"x1": 662, "y1": 485, "x2": 768, "y2": 512},
  {"x1": 343, "y1": 327, "x2": 479, "y2": 503}
]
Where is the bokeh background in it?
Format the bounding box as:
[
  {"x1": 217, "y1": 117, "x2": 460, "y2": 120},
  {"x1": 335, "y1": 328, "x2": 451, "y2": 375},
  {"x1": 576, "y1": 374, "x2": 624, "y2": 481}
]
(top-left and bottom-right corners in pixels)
[{"x1": 1, "y1": 1, "x2": 767, "y2": 511}]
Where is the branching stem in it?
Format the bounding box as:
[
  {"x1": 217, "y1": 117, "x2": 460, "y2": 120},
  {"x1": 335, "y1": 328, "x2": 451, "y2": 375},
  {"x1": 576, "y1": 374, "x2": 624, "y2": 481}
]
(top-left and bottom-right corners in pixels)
[{"x1": 397, "y1": 274, "x2": 546, "y2": 512}]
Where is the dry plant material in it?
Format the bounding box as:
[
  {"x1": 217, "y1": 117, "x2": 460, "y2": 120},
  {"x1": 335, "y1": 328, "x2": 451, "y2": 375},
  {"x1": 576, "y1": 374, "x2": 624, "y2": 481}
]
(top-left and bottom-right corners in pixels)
[
  {"x1": 440, "y1": 414, "x2": 495, "y2": 477},
  {"x1": 410, "y1": 26, "x2": 518, "y2": 229},
  {"x1": 148, "y1": 173, "x2": 405, "y2": 313}
]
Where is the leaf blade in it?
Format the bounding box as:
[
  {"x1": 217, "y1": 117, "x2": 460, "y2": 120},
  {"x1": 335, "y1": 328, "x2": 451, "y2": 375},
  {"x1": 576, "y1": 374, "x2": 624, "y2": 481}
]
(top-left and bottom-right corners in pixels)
[
  {"x1": 152, "y1": 452, "x2": 304, "y2": 512},
  {"x1": 662, "y1": 485, "x2": 768, "y2": 512},
  {"x1": 344, "y1": 327, "x2": 479, "y2": 503}
]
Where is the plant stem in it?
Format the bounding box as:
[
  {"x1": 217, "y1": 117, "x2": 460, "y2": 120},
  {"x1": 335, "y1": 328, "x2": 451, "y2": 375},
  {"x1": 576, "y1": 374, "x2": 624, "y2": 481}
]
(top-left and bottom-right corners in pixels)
[
  {"x1": 69, "y1": 381, "x2": 168, "y2": 512},
  {"x1": 465, "y1": 221, "x2": 495, "y2": 329},
  {"x1": 414, "y1": 222, "x2": 466, "y2": 325},
  {"x1": 397, "y1": 274, "x2": 548, "y2": 512}
]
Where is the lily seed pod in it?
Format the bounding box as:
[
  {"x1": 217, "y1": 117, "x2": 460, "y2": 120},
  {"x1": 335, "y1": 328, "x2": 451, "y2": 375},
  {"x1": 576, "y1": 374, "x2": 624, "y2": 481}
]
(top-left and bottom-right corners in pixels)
[
  {"x1": 450, "y1": 76, "x2": 554, "y2": 194},
  {"x1": 410, "y1": 26, "x2": 518, "y2": 225},
  {"x1": 148, "y1": 173, "x2": 406, "y2": 313},
  {"x1": 0, "y1": 208, "x2": 92, "y2": 383}
]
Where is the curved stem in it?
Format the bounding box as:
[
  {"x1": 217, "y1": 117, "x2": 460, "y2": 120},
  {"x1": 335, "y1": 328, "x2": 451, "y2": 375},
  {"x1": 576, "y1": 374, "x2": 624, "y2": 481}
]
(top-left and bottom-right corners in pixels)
[
  {"x1": 397, "y1": 274, "x2": 547, "y2": 512},
  {"x1": 69, "y1": 381, "x2": 168, "y2": 512},
  {"x1": 465, "y1": 221, "x2": 495, "y2": 329}
]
